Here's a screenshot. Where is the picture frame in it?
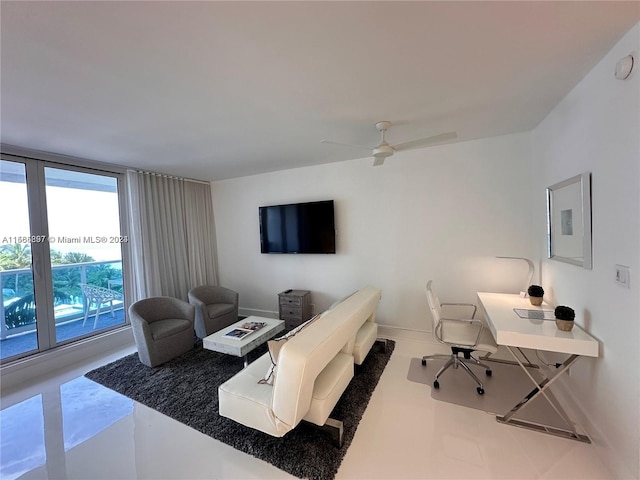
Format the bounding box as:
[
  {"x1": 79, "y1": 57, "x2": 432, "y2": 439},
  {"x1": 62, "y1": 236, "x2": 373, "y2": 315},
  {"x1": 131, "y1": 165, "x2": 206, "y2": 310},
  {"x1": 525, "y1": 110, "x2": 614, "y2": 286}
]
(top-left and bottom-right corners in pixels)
[{"x1": 546, "y1": 172, "x2": 592, "y2": 269}]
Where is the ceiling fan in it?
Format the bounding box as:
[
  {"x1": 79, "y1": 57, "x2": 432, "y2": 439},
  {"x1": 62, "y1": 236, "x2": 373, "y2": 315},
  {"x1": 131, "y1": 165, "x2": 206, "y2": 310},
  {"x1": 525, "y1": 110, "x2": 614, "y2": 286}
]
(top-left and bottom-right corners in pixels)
[{"x1": 321, "y1": 121, "x2": 457, "y2": 166}]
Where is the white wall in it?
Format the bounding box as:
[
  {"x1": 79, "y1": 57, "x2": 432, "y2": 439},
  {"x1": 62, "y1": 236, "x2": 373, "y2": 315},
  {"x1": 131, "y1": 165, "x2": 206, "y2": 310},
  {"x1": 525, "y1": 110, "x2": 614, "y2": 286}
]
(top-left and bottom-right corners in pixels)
[
  {"x1": 532, "y1": 23, "x2": 639, "y2": 479},
  {"x1": 212, "y1": 132, "x2": 534, "y2": 332},
  {"x1": 210, "y1": 22, "x2": 639, "y2": 477}
]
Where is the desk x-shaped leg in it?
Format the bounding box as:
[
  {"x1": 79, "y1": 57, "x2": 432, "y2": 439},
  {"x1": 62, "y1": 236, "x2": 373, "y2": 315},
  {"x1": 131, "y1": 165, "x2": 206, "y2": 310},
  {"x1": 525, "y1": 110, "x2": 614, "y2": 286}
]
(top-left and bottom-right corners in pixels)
[{"x1": 496, "y1": 346, "x2": 591, "y2": 443}]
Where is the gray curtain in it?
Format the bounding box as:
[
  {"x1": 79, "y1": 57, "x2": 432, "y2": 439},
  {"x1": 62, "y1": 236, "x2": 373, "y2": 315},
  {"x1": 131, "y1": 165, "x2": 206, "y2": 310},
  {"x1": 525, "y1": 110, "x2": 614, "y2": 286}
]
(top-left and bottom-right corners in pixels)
[{"x1": 126, "y1": 170, "x2": 218, "y2": 301}]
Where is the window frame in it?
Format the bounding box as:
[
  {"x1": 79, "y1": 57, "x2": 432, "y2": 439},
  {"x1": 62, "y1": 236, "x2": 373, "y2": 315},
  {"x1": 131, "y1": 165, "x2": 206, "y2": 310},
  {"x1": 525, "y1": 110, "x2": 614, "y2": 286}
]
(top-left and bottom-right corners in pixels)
[{"x1": 1, "y1": 149, "x2": 131, "y2": 364}]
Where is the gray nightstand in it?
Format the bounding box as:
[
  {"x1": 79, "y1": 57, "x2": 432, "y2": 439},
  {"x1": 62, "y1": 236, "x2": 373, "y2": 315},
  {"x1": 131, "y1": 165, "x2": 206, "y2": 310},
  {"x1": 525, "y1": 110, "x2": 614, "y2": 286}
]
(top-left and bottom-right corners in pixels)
[{"x1": 278, "y1": 290, "x2": 312, "y2": 329}]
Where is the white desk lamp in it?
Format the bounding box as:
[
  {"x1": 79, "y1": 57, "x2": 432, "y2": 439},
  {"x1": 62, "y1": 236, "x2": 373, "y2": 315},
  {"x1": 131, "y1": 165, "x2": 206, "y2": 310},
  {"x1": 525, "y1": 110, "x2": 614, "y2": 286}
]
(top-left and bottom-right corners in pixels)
[{"x1": 496, "y1": 256, "x2": 535, "y2": 297}]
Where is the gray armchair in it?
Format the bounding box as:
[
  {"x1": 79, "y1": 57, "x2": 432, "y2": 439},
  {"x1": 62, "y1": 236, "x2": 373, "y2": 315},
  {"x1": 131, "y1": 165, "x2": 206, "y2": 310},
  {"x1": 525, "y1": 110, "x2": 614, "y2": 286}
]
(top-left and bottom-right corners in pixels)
[
  {"x1": 188, "y1": 285, "x2": 239, "y2": 338},
  {"x1": 129, "y1": 296, "x2": 195, "y2": 367}
]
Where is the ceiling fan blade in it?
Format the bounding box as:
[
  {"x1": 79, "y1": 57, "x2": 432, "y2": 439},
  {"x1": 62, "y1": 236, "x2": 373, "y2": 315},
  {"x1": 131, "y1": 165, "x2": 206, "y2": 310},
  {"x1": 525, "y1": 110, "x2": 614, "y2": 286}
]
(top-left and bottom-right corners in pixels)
[
  {"x1": 392, "y1": 132, "x2": 458, "y2": 152},
  {"x1": 372, "y1": 157, "x2": 385, "y2": 167},
  {"x1": 321, "y1": 140, "x2": 371, "y2": 151}
]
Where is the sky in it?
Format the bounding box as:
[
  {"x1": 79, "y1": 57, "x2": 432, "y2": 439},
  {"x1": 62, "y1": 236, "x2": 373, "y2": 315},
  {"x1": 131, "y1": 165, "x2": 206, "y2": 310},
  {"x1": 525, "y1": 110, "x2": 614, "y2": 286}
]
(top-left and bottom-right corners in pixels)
[{"x1": 0, "y1": 182, "x2": 123, "y2": 262}]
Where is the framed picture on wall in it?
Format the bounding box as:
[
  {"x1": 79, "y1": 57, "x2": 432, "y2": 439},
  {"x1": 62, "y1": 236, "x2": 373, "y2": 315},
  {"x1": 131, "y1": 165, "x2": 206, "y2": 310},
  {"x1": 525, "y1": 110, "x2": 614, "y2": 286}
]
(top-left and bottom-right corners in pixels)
[{"x1": 546, "y1": 172, "x2": 592, "y2": 269}]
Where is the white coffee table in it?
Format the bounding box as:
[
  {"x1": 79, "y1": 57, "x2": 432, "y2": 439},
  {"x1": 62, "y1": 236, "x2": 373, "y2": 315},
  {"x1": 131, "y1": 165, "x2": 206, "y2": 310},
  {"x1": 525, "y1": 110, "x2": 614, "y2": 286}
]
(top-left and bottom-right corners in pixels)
[{"x1": 202, "y1": 316, "x2": 285, "y2": 367}]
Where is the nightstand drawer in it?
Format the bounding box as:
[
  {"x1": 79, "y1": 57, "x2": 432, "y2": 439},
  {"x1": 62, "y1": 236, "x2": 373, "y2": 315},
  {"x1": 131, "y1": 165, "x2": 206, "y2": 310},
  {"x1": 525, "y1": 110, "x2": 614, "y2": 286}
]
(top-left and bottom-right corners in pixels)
[
  {"x1": 280, "y1": 306, "x2": 302, "y2": 318},
  {"x1": 280, "y1": 297, "x2": 302, "y2": 307}
]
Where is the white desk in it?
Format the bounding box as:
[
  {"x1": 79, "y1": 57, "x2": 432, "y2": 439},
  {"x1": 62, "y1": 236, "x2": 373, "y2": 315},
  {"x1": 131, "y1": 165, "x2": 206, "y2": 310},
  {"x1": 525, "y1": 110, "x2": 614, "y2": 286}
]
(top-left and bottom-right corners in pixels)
[{"x1": 477, "y1": 292, "x2": 599, "y2": 443}]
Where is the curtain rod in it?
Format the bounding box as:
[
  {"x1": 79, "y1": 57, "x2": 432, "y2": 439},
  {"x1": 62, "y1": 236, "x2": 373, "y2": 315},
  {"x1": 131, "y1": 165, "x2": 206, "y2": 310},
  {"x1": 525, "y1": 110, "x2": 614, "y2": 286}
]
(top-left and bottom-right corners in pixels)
[{"x1": 130, "y1": 168, "x2": 210, "y2": 185}]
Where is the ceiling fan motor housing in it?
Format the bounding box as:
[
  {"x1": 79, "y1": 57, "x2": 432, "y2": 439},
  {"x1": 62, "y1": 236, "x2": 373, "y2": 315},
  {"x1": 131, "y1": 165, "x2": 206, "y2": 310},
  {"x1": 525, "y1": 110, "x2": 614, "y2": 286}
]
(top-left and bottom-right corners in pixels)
[
  {"x1": 373, "y1": 121, "x2": 394, "y2": 158},
  {"x1": 373, "y1": 143, "x2": 394, "y2": 158}
]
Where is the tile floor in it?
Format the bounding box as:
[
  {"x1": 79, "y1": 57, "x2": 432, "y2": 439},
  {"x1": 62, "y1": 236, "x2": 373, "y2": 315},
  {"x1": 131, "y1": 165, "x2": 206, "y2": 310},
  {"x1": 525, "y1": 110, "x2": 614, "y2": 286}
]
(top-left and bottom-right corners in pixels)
[{"x1": 0, "y1": 336, "x2": 615, "y2": 479}]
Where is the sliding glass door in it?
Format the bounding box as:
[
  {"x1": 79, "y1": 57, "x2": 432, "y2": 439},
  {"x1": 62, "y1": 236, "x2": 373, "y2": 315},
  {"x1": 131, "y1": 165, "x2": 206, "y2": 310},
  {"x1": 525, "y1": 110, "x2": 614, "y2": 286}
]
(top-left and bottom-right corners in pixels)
[
  {"x1": 0, "y1": 157, "x2": 128, "y2": 362},
  {"x1": 44, "y1": 166, "x2": 126, "y2": 344},
  {"x1": 0, "y1": 160, "x2": 39, "y2": 358}
]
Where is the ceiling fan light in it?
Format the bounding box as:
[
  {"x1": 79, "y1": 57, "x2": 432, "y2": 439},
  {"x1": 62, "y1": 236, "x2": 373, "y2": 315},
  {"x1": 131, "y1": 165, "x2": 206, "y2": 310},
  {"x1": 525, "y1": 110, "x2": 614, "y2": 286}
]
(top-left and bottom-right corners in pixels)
[{"x1": 373, "y1": 144, "x2": 394, "y2": 158}]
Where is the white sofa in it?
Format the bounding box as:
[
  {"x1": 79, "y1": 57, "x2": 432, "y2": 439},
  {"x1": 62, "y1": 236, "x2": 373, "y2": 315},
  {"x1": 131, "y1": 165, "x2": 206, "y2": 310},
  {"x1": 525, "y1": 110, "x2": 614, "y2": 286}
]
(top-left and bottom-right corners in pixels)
[{"x1": 218, "y1": 285, "x2": 382, "y2": 442}]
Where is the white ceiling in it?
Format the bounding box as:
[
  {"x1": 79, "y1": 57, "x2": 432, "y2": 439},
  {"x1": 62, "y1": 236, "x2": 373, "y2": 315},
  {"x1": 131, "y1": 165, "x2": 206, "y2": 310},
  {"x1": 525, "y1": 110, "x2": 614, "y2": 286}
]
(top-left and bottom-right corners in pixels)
[{"x1": 1, "y1": 1, "x2": 638, "y2": 181}]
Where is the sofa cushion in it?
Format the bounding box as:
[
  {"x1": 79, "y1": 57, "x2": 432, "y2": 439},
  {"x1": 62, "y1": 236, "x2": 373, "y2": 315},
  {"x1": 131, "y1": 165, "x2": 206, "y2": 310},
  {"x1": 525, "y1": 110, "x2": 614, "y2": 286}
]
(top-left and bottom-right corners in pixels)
[
  {"x1": 150, "y1": 318, "x2": 192, "y2": 340},
  {"x1": 206, "y1": 303, "x2": 235, "y2": 319},
  {"x1": 353, "y1": 321, "x2": 378, "y2": 365},
  {"x1": 218, "y1": 354, "x2": 287, "y2": 436},
  {"x1": 303, "y1": 352, "x2": 353, "y2": 425}
]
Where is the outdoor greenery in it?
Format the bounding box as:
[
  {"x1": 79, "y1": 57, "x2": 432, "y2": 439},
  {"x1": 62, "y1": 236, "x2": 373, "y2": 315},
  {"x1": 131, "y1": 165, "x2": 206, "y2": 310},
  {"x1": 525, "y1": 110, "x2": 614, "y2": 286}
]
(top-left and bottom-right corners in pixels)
[
  {"x1": 0, "y1": 243, "x2": 32, "y2": 270},
  {"x1": 4, "y1": 289, "x2": 72, "y2": 328},
  {"x1": 0, "y1": 243, "x2": 98, "y2": 270},
  {"x1": 1, "y1": 243, "x2": 122, "y2": 328}
]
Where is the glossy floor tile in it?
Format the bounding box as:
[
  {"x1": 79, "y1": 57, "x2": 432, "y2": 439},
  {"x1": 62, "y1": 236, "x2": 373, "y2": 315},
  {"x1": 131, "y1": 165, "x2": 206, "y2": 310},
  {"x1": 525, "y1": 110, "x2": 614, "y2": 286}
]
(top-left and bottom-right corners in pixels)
[{"x1": 1, "y1": 337, "x2": 615, "y2": 479}]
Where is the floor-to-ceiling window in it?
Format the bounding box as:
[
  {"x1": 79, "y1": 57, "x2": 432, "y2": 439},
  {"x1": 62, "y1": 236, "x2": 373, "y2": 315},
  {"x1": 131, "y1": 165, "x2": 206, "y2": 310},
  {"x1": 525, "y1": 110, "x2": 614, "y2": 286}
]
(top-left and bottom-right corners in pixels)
[{"x1": 0, "y1": 156, "x2": 128, "y2": 362}]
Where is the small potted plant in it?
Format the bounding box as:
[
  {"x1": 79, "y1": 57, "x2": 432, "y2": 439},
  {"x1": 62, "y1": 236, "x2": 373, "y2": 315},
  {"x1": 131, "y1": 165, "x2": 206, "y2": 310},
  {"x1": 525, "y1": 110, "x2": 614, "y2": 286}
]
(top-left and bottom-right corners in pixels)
[
  {"x1": 527, "y1": 285, "x2": 544, "y2": 306},
  {"x1": 555, "y1": 305, "x2": 575, "y2": 331}
]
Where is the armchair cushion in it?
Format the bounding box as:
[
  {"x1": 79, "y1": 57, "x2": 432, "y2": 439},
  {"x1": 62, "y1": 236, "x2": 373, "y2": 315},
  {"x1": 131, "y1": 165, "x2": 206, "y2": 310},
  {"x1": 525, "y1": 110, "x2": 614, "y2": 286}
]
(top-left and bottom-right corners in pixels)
[
  {"x1": 150, "y1": 318, "x2": 193, "y2": 340},
  {"x1": 206, "y1": 303, "x2": 235, "y2": 318}
]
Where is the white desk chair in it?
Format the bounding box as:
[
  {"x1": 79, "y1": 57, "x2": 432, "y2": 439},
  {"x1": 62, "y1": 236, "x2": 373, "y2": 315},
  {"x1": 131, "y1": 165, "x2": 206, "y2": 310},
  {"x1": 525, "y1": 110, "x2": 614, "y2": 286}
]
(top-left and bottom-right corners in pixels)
[{"x1": 423, "y1": 280, "x2": 497, "y2": 394}]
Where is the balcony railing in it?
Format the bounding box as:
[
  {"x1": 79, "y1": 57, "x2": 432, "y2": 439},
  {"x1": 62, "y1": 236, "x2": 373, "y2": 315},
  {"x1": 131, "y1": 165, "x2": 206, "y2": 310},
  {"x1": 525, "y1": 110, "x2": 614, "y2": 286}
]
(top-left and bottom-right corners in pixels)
[{"x1": 1, "y1": 259, "x2": 124, "y2": 340}]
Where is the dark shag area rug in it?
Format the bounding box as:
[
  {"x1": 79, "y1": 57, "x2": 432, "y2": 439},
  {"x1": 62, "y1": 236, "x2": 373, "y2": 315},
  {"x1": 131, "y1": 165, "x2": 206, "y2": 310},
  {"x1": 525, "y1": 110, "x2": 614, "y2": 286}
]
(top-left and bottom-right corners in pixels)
[{"x1": 85, "y1": 339, "x2": 395, "y2": 480}]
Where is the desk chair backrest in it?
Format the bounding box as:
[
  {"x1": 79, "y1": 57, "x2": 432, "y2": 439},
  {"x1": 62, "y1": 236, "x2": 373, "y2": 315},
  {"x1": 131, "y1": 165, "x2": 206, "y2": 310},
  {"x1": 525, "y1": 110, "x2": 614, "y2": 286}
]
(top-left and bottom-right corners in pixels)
[{"x1": 425, "y1": 280, "x2": 443, "y2": 343}]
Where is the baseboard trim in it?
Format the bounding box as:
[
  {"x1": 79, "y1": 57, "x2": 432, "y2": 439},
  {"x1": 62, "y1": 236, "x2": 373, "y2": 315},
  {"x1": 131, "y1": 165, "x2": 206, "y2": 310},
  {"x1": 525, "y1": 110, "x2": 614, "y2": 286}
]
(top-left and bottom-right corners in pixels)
[
  {"x1": 239, "y1": 307, "x2": 278, "y2": 319},
  {"x1": 377, "y1": 324, "x2": 431, "y2": 343}
]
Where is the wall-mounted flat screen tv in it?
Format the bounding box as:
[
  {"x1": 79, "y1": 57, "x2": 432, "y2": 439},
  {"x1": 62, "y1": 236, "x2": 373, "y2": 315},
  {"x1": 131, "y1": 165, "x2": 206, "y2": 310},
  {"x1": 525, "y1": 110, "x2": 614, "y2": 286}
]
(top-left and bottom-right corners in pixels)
[{"x1": 259, "y1": 200, "x2": 336, "y2": 254}]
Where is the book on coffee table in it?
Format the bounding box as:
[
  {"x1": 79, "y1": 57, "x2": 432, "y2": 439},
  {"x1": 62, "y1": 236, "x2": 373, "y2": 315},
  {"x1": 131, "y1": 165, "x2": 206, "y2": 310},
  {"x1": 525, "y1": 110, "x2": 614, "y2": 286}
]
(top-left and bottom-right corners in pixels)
[
  {"x1": 239, "y1": 321, "x2": 267, "y2": 331},
  {"x1": 224, "y1": 322, "x2": 267, "y2": 340}
]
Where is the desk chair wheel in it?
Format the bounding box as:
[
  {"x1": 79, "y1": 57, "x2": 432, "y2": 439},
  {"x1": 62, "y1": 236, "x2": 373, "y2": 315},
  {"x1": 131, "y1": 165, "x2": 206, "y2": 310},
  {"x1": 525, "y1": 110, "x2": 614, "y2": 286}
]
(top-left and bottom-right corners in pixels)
[
  {"x1": 422, "y1": 359, "x2": 427, "y2": 366},
  {"x1": 433, "y1": 380, "x2": 440, "y2": 389},
  {"x1": 486, "y1": 369, "x2": 492, "y2": 376},
  {"x1": 477, "y1": 387, "x2": 485, "y2": 395}
]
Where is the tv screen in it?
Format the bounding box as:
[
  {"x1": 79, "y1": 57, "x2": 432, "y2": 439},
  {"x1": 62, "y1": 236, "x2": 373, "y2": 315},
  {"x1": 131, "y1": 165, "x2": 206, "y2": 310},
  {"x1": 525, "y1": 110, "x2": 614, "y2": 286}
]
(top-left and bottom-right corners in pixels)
[{"x1": 259, "y1": 200, "x2": 336, "y2": 254}]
